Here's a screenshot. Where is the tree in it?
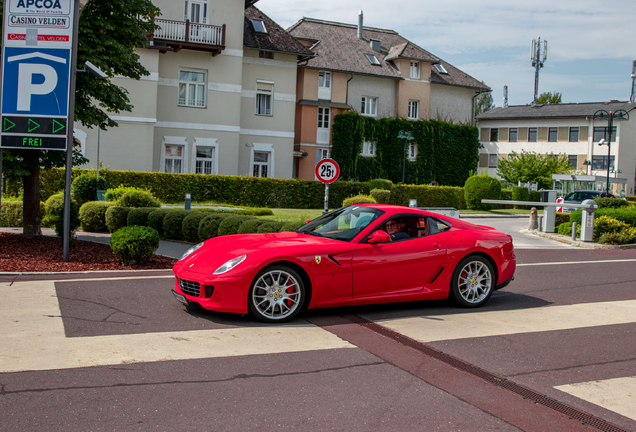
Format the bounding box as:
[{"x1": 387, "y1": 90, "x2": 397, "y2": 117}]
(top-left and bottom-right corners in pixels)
[
  {"x1": 537, "y1": 91, "x2": 562, "y2": 105},
  {"x1": 496, "y1": 151, "x2": 571, "y2": 189},
  {"x1": 475, "y1": 87, "x2": 495, "y2": 115},
  {"x1": 0, "y1": 0, "x2": 160, "y2": 238}
]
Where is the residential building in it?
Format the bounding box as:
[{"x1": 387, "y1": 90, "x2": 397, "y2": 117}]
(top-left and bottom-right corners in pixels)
[
  {"x1": 476, "y1": 101, "x2": 636, "y2": 196},
  {"x1": 288, "y1": 13, "x2": 489, "y2": 180},
  {"x1": 75, "y1": 0, "x2": 312, "y2": 179}
]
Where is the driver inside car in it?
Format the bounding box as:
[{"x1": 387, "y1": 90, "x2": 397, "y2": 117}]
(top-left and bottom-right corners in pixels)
[{"x1": 385, "y1": 218, "x2": 410, "y2": 241}]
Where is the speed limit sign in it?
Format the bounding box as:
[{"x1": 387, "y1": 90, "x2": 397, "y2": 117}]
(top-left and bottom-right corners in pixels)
[{"x1": 315, "y1": 158, "x2": 340, "y2": 184}]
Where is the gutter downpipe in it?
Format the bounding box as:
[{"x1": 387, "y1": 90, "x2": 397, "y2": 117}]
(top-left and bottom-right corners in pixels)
[
  {"x1": 472, "y1": 89, "x2": 491, "y2": 127},
  {"x1": 346, "y1": 73, "x2": 354, "y2": 107}
]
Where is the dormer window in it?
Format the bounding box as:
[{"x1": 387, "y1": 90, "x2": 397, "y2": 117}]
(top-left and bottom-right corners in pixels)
[
  {"x1": 251, "y1": 19, "x2": 267, "y2": 33},
  {"x1": 366, "y1": 54, "x2": 380, "y2": 65},
  {"x1": 433, "y1": 64, "x2": 448, "y2": 74}
]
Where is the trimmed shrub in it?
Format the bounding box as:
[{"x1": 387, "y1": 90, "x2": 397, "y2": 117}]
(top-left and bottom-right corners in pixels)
[
  {"x1": 390, "y1": 184, "x2": 465, "y2": 209},
  {"x1": 218, "y1": 215, "x2": 255, "y2": 236},
  {"x1": 555, "y1": 212, "x2": 570, "y2": 227},
  {"x1": 369, "y1": 179, "x2": 393, "y2": 191},
  {"x1": 110, "y1": 226, "x2": 160, "y2": 266},
  {"x1": 127, "y1": 207, "x2": 159, "y2": 227},
  {"x1": 500, "y1": 189, "x2": 512, "y2": 200},
  {"x1": 79, "y1": 201, "x2": 115, "y2": 232},
  {"x1": 198, "y1": 214, "x2": 231, "y2": 241},
  {"x1": 0, "y1": 201, "x2": 24, "y2": 227},
  {"x1": 182, "y1": 212, "x2": 208, "y2": 243},
  {"x1": 342, "y1": 194, "x2": 376, "y2": 206},
  {"x1": 464, "y1": 175, "x2": 501, "y2": 211},
  {"x1": 280, "y1": 220, "x2": 305, "y2": 231},
  {"x1": 163, "y1": 210, "x2": 190, "y2": 240},
  {"x1": 258, "y1": 221, "x2": 283, "y2": 233},
  {"x1": 570, "y1": 208, "x2": 636, "y2": 227},
  {"x1": 237, "y1": 218, "x2": 267, "y2": 234},
  {"x1": 595, "y1": 198, "x2": 629, "y2": 209},
  {"x1": 54, "y1": 201, "x2": 80, "y2": 240},
  {"x1": 529, "y1": 191, "x2": 541, "y2": 202},
  {"x1": 512, "y1": 187, "x2": 529, "y2": 209},
  {"x1": 105, "y1": 206, "x2": 132, "y2": 233},
  {"x1": 593, "y1": 215, "x2": 629, "y2": 242},
  {"x1": 557, "y1": 222, "x2": 573, "y2": 236},
  {"x1": 116, "y1": 190, "x2": 161, "y2": 208},
  {"x1": 44, "y1": 192, "x2": 65, "y2": 226},
  {"x1": 370, "y1": 188, "x2": 391, "y2": 204},
  {"x1": 105, "y1": 185, "x2": 147, "y2": 203},
  {"x1": 598, "y1": 227, "x2": 636, "y2": 245},
  {"x1": 147, "y1": 209, "x2": 172, "y2": 236},
  {"x1": 71, "y1": 173, "x2": 107, "y2": 207}
]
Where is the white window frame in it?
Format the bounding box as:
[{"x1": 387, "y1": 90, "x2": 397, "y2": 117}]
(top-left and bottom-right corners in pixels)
[
  {"x1": 161, "y1": 136, "x2": 188, "y2": 174},
  {"x1": 317, "y1": 107, "x2": 330, "y2": 144},
  {"x1": 410, "y1": 61, "x2": 420, "y2": 79},
  {"x1": 314, "y1": 148, "x2": 330, "y2": 180},
  {"x1": 361, "y1": 140, "x2": 376, "y2": 157},
  {"x1": 408, "y1": 143, "x2": 417, "y2": 161},
  {"x1": 488, "y1": 154, "x2": 498, "y2": 168},
  {"x1": 251, "y1": 19, "x2": 267, "y2": 33},
  {"x1": 178, "y1": 69, "x2": 207, "y2": 108},
  {"x1": 255, "y1": 80, "x2": 274, "y2": 116},
  {"x1": 366, "y1": 54, "x2": 380, "y2": 65},
  {"x1": 184, "y1": 1, "x2": 208, "y2": 24},
  {"x1": 408, "y1": 100, "x2": 419, "y2": 120},
  {"x1": 361, "y1": 96, "x2": 377, "y2": 117},
  {"x1": 249, "y1": 143, "x2": 275, "y2": 178},
  {"x1": 318, "y1": 71, "x2": 331, "y2": 100},
  {"x1": 190, "y1": 138, "x2": 218, "y2": 175}
]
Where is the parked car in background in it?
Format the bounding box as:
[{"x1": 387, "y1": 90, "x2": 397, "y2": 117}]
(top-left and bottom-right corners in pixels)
[{"x1": 562, "y1": 190, "x2": 615, "y2": 212}]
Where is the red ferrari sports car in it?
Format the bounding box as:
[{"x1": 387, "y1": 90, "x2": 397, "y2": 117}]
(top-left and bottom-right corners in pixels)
[{"x1": 172, "y1": 204, "x2": 516, "y2": 323}]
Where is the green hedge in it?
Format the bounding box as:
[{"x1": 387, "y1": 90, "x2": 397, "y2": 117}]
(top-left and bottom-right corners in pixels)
[
  {"x1": 570, "y1": 208, "x2": 636, "y2": 227},
  {"x1": 0, "y1": 201, "x2": 44, "y2": 227},
  {"x1": 163, "y1": 210, "x2": 190, "y2": 240},
  {"x1": 464, "y1": 175, "x2": 501, "y2": 211},
  {"x1": 218, "y1": 215, "x2": 254, "y2": 236},
  {"x1": 40, "y1": 168, "x2": 371, "y2": 209},
  {"x1": 127, "y1": 207, "x2": 158, "y2": 227},
  {"x1": 389, "y1": 184, "x2": 466, "y2": 209},
  {"x1": 198, "y1": 214, "x2": 231, "y2": 241},
  {"x1": 147, "y1": 209, "x2": 172, "y2": 236},
  {"x1": 182, "y1": 212, "x2": 208, "y2": 243}
]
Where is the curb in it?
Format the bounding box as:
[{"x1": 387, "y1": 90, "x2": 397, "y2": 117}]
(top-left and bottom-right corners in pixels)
[{"x1": 532, "y1": 230, "x2": 636, "y2": 249}]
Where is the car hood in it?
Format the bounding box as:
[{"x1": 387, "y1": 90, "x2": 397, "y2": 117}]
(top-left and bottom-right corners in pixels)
[{"x1": 178, "y1": 231, "x2": 345, "y2": 275}]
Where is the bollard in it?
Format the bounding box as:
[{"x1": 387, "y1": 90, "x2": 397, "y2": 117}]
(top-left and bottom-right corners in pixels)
[
  {"x1": 580, "y1": 199, "x2": 597, "y2": 242},
  {"x1": 528, "y1": 207, "x2": 538, "y2": 230},
  {"x1": 185, "y1": 193, "x2": 191, "y2": 211},
  {"x1": 572, "y1": 222, "x2": 577, "y2": 241}
]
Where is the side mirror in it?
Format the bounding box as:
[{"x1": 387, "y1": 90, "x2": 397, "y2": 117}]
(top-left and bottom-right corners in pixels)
[
  {"x1": 367, "y1": 230, "x2": 390, "y2": 244},
  {"x1": 305, "y1": 220, "x2": 311, "y2": 224}
]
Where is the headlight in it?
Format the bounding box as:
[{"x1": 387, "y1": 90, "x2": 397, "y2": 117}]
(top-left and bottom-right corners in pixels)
[
  {"x1": 180, "y1": 242, "x2": 204, "y2": 261},
  {"x1": 213, "y1": 254, "x2": 247, "y2": 275}
]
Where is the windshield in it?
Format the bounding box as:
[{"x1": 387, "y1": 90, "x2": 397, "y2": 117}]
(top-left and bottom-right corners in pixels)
[{"x1": 297, "y1": 206, "x2": 385, "y2": 242}]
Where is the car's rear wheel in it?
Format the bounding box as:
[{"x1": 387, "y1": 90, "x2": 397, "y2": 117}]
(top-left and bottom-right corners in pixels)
[
  {"x1": 450, "y1": 256, "x2": 494, "y2": 307},
  {"x1": 248, "y1": 265, "x2": 305, "y2": 323}
]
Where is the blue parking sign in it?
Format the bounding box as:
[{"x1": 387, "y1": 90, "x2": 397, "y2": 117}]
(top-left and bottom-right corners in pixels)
[{"x1": 1, "y1": 47, "x2": 71, "y2": 116}]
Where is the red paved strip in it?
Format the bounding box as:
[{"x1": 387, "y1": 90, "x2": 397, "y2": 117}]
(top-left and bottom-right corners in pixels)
[{"x1": 308, "y1": 314, "x2": 601, "y2": 432}]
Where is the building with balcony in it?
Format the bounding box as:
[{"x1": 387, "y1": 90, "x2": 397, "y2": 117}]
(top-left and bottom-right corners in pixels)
[
  {"x1": 476, "y1": 101, "x2": 636, "y2": 196},
  {"x1": 76, "y1": 0, "x2": 312, "y2": 180},
  {"x1": 288, "y1": 13, "x2": 489, "y2": 181}
]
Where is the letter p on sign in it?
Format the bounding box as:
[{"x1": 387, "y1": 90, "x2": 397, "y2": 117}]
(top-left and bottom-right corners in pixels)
[{"x1": 17, "y1": 63, "x2": 58, "y2": 111}]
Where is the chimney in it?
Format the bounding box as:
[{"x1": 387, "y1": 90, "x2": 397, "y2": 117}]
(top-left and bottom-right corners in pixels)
[
  {"x1": 370, "y1": 39, "x2": 381, "y2": 52},
  {"x1": 358, "y1": 11, "x2": 363, "y2": 40}
]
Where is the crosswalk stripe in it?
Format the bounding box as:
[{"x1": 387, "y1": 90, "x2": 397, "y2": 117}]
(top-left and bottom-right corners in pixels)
[
  {"x1": 374, "y1": 300, "x2": 636, "y2": 343},
  {"x1": 0, "y1": 281, "x2": 354, "y2": 373},
  {"x1": 556, "y1": 377, "x2": 636, "y2": 421}
]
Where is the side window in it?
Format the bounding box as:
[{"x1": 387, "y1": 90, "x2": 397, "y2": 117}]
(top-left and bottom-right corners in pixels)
[{"x1": 427, "y1": 217, "x2": 451, "y2": 235}]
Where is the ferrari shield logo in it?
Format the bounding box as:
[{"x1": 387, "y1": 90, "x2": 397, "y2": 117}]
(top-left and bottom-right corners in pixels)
[{"x1": 315, "y1": 256, "x2": 321, "y2": 264}]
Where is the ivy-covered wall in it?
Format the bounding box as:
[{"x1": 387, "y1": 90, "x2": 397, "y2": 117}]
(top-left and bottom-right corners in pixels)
[{"x1": 331, "y1": 112, "x2": 480, "y2": 186}]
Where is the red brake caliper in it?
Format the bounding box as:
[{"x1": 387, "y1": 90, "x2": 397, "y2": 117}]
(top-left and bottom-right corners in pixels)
[{"x1": 285, "y1": 279, "x2": 295, "y2": 307}]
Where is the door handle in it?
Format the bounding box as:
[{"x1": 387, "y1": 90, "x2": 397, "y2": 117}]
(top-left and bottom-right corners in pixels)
[{"x1": 431, "y1": 241, "x2": 440, "y2": 249}]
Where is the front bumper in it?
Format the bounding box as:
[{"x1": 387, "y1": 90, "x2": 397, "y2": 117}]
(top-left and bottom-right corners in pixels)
[{"x1": 172, "y1": 267, "x2": 249, "y2": 314}]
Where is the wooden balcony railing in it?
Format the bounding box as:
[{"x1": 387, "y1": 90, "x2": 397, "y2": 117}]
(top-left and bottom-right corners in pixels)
[{"x1": 150, "y1": 19, "x2": 226, "y2": 55}]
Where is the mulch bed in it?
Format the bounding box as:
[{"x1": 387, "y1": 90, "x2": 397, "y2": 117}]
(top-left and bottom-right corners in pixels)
[{"x1": 0, "y1": 232, "x2": 176, "y2": 272}]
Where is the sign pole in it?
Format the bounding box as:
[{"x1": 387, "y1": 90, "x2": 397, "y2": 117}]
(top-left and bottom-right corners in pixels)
[
  {"x1": 62, "y1": 0, "x2": 80, "y2": 261},
  {"x1": 323, "y1": 183, "x2": 329, "y2": 214},
  {"x1": 0, "y1": 0, "x2": 7, "y2": 222}
]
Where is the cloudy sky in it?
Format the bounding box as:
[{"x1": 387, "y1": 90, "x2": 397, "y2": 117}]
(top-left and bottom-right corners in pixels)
[{"x1": 257, "y1": 0, "x2": 636, "y2": 107}]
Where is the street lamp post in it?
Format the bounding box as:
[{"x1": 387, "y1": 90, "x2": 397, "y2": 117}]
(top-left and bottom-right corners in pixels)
[
  {"x1": 593, "y1": 109, "x2": 629, "y2": 195},
  {"x1": 397, "y1": 130, "x2": 414, "y2": 184},
  {"x1": 582, "y1": 159, "x2": 592, "y2": 175}
]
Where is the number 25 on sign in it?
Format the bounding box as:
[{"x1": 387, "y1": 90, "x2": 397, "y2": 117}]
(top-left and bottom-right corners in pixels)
[{"x1": 315, "y1": 158, "x2": 340, "y2": 213}]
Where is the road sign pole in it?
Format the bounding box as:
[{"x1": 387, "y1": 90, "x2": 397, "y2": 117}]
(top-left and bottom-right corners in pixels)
[
  {"x1": 62, "y1": 0, "x2": 80, "y2": 261},
  {"x1": 0, "y1": 0, "x2": 6, "y2": 220},
  {"x1": 323, "y1": 184, "x2": 329, "y2": 214}
]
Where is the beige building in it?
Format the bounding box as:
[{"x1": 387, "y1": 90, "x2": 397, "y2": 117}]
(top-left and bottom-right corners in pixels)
[
  {"x1": 476, "y1": 101, "x2": 636, "y2": 196},
  {"x1": 76, "y1": 0, "x2": 312, "y2": 179},
  {"x1": 288, "y1": 14, "x2": 490, "y2": 181}
]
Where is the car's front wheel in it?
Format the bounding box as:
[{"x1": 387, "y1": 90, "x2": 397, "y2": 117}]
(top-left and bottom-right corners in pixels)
[
  {"x1": 450, "y1": 256, "x2": 494, "y2": 307},
  {"x1": 248, "y1": 265, "x2": 305, "y2": 323}
]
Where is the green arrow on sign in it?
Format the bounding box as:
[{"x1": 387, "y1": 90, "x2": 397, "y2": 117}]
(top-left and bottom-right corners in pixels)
[
  {"x1": 52, "y1": 120, "x2": 66, "y2": 134},
  {"x1": 3, "y1": 118, "x2": 16, "y2": 132},
  {"x1": 28, "y1": 118, "x2": 41, "y2": 133}
]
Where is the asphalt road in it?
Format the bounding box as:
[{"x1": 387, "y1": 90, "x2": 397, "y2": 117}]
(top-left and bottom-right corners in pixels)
[{"x1": 1, "y1": 220, "x2": 635, "y2": 431}]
